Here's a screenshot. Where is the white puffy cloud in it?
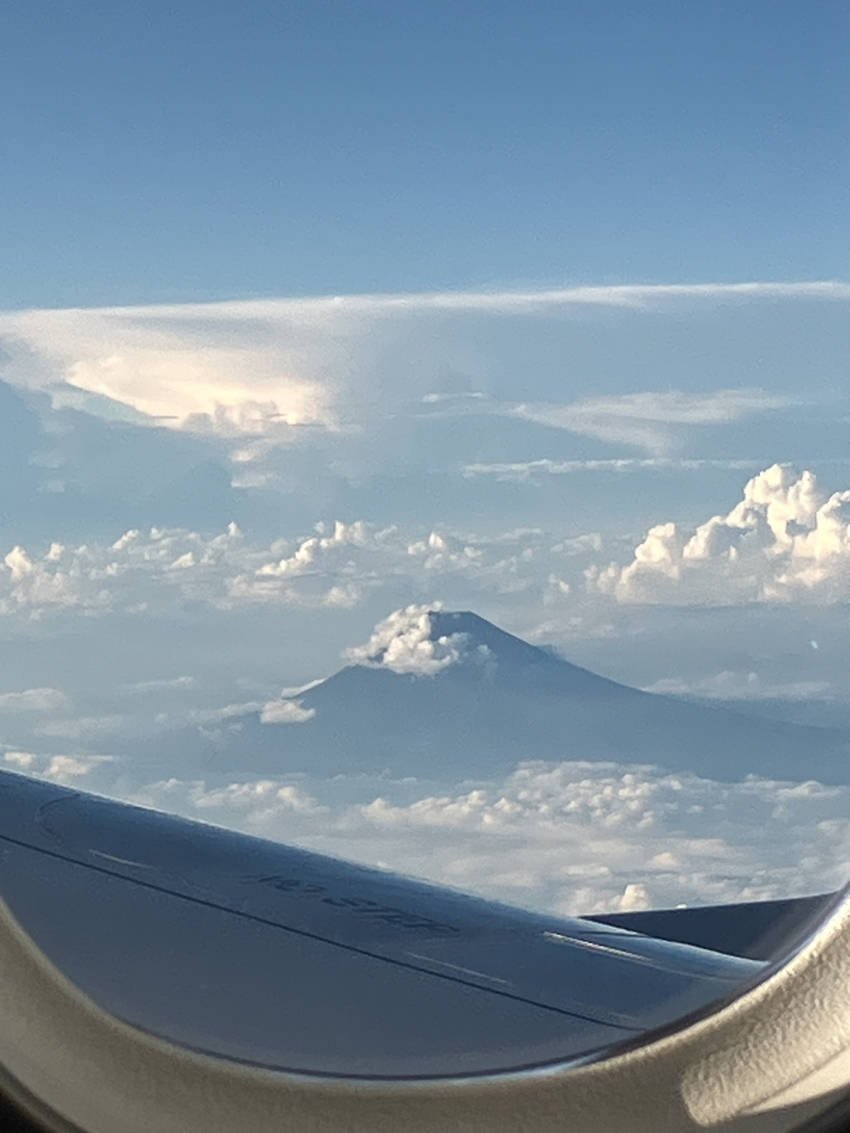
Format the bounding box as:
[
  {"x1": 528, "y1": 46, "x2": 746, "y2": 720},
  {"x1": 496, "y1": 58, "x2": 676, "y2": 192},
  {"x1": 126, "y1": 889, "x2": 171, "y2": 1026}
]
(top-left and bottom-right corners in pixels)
[
  {"x1": 0, "y1": 517, "x2": 577, "y2": 621},
  {"x1": 42, "y1": 754, "x2": 115, "y2": 784},
  {"x1": 3, "y1": 751, "x2": 37, "y2": 768},
  {"x1": 617, "y1": 882, "x2": 652, "y2": 912},
  {"x1": 259, "y1": 698, "x2": 316, "y2": 724},
  {"x1": 84, "y1": 757, "x2": 850, "y2": 919},
  {"x1": 130, "y1": 776, "x2": 326, "y2": 827},
  {"x1": 256, "y1": 520, "x2": 375, "y2": 578},
  {"x1": 346, "y1": 604, "x2": 470, "y2": 676},
  {"x1": 587, "y1": 464, "x2": 850, "y2": 604},
  {"x1": 1, "y1": 545, "x2": 105, "y2": 615},
  {"x1": 349, "y1": 760, "x2": 848, "y2": 914}
]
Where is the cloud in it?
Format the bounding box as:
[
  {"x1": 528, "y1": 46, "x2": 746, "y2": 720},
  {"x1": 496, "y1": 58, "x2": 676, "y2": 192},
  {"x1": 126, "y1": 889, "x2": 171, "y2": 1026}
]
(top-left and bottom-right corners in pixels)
[
  {"x1": 352, "y1": 760, "x2": 849, "y2": 914},
  {"x1": 259, "y1": 698, "x2": 316, "y2": 724},
  {"x1": 347, "y1": 605, "x2": 495, "y2": 676},
  {"x1": 511, "y1": 390, "x2": 795, "y2": 456},
  {"x1": 587, "y1": 464, "x2": 850, "y2": 604},
  {"x1": 1, "y1": 545, "x2": 103, "y2": 615},
  {"x1": 1, "y1": 465, "x2": 847, "y2": 641},
  {"x1": 256, "y1": 520, "x2": 375, "y2": 578},
  {"x1": 0, "y1": 306, "x2": 333, "y2": 435},
  {"x1": 642, "y1": 671, "x2": 835, "y2": 701},
  {"x1": 36, "y1": 715, "x2": 130, "y2": 740},
  {"x1": 101, "y1": 757, "x2": 850, "y2": 918},
  {"x1": 463, "y1": 457, "x2": 762, "y2": 481},
  {"x1": 0, "y1": 687, "x2": 68, "y2": 712},
  {"x1": 3, "y1": 751, "x2": 37, "y2": 768},
  {"x1": 2, "y1": 281, "x2": 846, "y2": 438},
  {"x1": 42, "y1": 754, "x2": 115, "y2": 784},
  {"x1": 346, "y1": 604, "x2": 473, "y2": 676},
  {"x1": 130, "y1": 777, "x2": 326, "y2": 826},
  {"x1": 120, "y1": 676, "x2": 198, "y2": 695},
  {"x1": 421, "y1": 391, "x2": 487, "y2": 405},
  {"x1": 0, "y1": 517, "x2": 549, "y2": 621}
]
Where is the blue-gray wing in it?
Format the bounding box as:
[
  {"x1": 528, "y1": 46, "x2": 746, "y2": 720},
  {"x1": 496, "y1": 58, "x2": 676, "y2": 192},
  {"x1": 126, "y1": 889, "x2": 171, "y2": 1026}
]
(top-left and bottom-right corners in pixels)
[{"x1": 0, "y1": 769, "x2": 793, "y2": 1078}]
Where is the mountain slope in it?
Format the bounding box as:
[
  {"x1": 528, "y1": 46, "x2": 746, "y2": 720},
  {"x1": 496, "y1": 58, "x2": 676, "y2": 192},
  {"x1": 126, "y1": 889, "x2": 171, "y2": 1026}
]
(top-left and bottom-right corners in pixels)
[{"x1": 179, "y1": 609, "x2": 850, "y2": 785}]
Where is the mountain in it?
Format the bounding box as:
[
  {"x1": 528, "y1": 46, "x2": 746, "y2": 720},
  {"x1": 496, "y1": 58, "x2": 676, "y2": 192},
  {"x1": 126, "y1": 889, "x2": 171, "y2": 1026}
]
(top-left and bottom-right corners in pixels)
[{"x1": 158, "y1": 609, "x2": 850, "y2": 786}]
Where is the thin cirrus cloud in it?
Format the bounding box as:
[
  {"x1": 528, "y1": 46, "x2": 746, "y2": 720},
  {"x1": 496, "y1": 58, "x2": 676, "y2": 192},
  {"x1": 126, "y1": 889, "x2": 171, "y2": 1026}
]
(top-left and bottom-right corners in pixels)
[
  {"x1": 509, "y1": 389, "x2": 798, "y2": 456},
  {"x1": 0, "y1": 279, "x2": 846, "y2": 438},
  {"x1": 463, "y1": 457, "x2": 764, "y2": 481}
]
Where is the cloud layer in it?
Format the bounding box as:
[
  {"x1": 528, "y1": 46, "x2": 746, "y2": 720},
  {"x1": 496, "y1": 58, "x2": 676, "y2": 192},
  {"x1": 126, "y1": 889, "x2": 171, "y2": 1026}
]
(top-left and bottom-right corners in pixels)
[
  {"x1": 2, "y1": 280, "x2": 847, "y2": 438},
  {"x1": 45, "y1": 758, "x2": 846, "y2": 919}
]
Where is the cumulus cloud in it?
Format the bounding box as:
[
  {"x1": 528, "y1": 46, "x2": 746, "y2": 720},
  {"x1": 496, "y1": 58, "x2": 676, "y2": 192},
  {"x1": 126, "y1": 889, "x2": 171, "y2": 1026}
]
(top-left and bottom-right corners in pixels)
[
  {"x1": 91, "y1": 758, "x2": 850, "y2": 919},
  {"x1": 259, "y1": 698, "x2": 316, "y2": 724},
  {"x1": 346, "y1": 604, "x2": 471, "y2": 676},
  {"x1": 3, "y1": 751, "x2": 37, "y2": 768},
  {"x1": 1, "y1": 545, "x2": 106, "y2": 615},
  {"x1": 256, "y1": 520, "x2": 376, "y2": 578},
  {"x1": 10, "y1": 469, "x2": 844, "y2": 635},
  {"x1": 587, "y1": 464, "x2": 850, "y2": 604},
  {"x1": 351, "y1": 760, "x2": 849, "y2": 914},
  {"x1": 0, "y1": 517, "x2": 573, "y2": 621},
  {"x1": 42, "y1": 754, "x2": 115, "y2": 784},
  {"x1": 130, "y1": 777, "x2": 326, "y2": 827}
]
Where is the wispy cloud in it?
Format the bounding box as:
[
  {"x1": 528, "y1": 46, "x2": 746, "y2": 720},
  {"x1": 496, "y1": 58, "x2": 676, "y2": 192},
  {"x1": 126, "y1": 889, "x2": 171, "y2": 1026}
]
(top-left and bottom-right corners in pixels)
[
  {"x1": 13, "y1": 279, "x2": 843, "y2": 318},
  {"x1": 510, "y1": 390, "x2": 797, "y2": 455},
  {"x1": 464, "y1": 457, "x2": 762, "y2": 480},
  {"x1": 0, "y1": 687, "x2": 69, "y2": 712},
  {"x1": 0, "y1": 280, "x2": 845, "y2": 437}
]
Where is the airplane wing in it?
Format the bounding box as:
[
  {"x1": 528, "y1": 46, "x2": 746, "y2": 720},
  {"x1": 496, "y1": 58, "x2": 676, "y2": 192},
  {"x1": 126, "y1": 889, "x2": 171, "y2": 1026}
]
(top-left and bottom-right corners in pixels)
[{"x1": 0, "y1": 767, "x2": 809, "y2": 1079}]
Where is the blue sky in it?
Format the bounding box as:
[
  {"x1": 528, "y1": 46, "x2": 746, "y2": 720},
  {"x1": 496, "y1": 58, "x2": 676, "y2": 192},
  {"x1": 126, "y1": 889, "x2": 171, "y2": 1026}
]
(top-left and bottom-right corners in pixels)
[{"x1": 3, "y1": 0, "x2": 848, "y2": 308}]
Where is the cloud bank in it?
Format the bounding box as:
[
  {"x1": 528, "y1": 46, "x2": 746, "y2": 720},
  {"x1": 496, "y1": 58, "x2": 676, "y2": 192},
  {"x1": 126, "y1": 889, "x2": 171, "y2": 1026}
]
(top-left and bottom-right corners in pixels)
[
  {"x1": 91, "y1": 758, "x2": 850, "y2": 918},
  {"x1": 588, "y1": 464, "x2": 850, "y2": 604}
]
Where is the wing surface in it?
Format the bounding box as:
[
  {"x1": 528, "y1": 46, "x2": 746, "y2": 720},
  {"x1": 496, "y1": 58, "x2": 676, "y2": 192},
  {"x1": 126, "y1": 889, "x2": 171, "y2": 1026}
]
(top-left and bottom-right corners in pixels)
[{"x1": 0, "y1": 770, "x2": 768, "y2": 1078}]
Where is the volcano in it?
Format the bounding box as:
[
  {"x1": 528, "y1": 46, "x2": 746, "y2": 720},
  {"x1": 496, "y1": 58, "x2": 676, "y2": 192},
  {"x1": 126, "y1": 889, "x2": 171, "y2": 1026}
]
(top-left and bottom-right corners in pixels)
[{"x1": 180, "y1": 609, "x2": 850, "y2": 785}]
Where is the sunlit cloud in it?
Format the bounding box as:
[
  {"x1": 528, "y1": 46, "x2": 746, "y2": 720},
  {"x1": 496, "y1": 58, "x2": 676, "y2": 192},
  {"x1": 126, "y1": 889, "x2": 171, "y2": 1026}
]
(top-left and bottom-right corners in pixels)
[
  {"x1": 1, "y1": 280, "x2": 846, "y2": 438},
  {"x1": 588, "y1": 463, "x2": 850, "y2": 604}
]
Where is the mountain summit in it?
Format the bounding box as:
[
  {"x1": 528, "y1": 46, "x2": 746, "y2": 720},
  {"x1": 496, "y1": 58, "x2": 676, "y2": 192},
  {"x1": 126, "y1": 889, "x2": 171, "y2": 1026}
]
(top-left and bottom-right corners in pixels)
[{"x1": 171, "y1": 606, "x2": 849, "y2": 786}]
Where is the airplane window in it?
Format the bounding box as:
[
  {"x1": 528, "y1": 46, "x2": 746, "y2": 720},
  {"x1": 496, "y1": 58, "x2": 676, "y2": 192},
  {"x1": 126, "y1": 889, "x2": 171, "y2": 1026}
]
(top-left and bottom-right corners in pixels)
[{"x1": 0, "y1": 0, "x2": 847, "y2": 1116}]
